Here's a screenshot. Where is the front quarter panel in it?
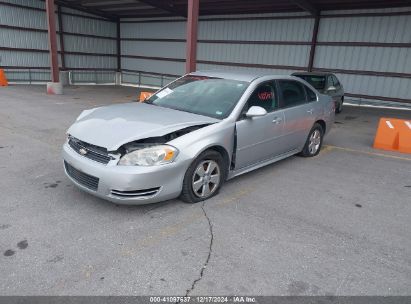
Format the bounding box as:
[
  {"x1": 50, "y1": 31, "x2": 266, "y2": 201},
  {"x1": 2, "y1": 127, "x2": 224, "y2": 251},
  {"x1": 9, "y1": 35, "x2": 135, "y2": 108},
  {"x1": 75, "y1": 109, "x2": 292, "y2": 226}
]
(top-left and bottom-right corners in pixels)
[{"x1": 168, "y1": 121, "x2": 236, "y2": 175}]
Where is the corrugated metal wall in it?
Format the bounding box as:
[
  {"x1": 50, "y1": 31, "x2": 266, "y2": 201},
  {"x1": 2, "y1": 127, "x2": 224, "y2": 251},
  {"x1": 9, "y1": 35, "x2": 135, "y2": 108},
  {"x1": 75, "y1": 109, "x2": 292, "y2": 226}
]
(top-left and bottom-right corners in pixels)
[
  {"x1": 120, "y1": 20, "x2": 186, "y2": 86},
  {"x1": 197, "y1": 14, "x2": 313, "y2": 72},
  {"x1": 1, "y1": 1, "x2": 410, "y2": 104},
  {"x1": 0, "y1": 0, "x2": 51, "y2": 81},
  {"x1": 120, "y1": 8, "x2": 411, "y2": 104},
  {"x1": 120, "y1": 13, "x2": 314, "y2": 86},
  {"x1": 61, "y1": 7, "x2": 117, "y2": 83},
  {"x1": 314, "y1": 9, "x2": 411, "y2": 102},
  {"x1": 0, "y1": 0, "x2": 117, "y2": 83}
]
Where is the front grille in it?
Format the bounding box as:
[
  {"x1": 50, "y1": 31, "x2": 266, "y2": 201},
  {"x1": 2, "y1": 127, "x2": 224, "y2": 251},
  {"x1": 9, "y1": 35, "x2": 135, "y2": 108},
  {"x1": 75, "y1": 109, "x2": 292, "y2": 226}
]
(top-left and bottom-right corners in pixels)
[
  {"x1": 64, "y1": 161, "x2": 99, "y2": 191},
  {"x1": 68, "y1": 136, "x2": 112, "y2": 165},
  {"x1": 111, "y1": 187, "x2": 160, "y2": 199}
]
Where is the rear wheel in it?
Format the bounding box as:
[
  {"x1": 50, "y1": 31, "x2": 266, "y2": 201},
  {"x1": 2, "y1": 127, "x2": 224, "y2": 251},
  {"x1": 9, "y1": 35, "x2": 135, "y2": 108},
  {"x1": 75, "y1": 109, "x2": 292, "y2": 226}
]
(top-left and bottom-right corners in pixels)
[
  {"x1": 180, "y1": 150, "x2": 225, "y2": 204},
  {"x1": 300, "y1": 123, "x2": 324, "y2": 157},
  {"x1": 335, "y1": 97, "x2": 343, "y2": 114}
]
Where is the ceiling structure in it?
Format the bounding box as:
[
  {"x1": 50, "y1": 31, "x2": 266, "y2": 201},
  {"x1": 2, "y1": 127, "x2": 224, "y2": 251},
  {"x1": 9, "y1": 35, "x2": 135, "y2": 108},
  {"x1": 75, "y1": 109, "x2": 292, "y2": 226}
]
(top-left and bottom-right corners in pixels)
[{"x1": 56, "y1": 0, "x2": 411, "y2": 20}]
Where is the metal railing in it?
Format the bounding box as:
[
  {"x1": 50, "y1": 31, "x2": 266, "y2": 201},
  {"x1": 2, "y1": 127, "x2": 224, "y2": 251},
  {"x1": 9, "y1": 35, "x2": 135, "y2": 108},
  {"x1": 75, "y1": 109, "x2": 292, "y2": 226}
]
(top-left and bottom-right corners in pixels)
[
  {"x1": 3, "y1": 68, "x2": 179, "y2": 88},
  {"x1": 69, "y1": 70, "x2": 117, "y2": 85},
  {"x1": 121, "y1": 70, "x2": 179, "y2": 88},
  {"x1": 3, "y1": 68, "x2": 117, "y2": 85},
  {"x1": 3, "y1": 68, "x2": 51, "y2": 84}
]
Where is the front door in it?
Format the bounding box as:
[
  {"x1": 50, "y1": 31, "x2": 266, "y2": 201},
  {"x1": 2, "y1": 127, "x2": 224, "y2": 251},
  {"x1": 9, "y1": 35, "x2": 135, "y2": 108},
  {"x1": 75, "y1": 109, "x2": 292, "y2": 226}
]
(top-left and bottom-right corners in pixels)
[{"x1": 235, "y1": 81, "x2": 287, "y2": 170}]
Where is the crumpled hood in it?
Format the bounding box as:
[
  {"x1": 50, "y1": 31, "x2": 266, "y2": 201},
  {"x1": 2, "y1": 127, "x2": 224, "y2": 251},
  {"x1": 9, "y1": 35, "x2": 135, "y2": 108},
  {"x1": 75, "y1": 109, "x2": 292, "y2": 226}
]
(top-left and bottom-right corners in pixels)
[{"x1": 67, "y1": 102, "x2": 219, "y2": 151}]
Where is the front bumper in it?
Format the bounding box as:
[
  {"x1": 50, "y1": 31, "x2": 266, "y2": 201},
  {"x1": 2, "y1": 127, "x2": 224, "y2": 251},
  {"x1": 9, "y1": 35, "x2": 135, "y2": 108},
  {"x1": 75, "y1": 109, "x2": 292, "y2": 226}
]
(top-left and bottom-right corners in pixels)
[{"x1": 62, "y1": 142, "x2": 188, "y2": 205}]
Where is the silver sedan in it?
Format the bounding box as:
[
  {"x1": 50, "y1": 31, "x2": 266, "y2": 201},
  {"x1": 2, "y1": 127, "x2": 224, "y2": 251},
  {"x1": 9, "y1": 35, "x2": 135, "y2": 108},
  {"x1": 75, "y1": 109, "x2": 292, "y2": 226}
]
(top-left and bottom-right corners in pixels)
[{"x1": 63, "y1": 71, "x2": 335, "y2": 204}]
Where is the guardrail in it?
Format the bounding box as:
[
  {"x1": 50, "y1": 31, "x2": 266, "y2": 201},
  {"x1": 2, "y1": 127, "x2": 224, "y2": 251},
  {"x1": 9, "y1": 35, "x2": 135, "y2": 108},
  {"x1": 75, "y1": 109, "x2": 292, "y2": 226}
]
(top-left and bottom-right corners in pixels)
[
  {"x1": 2, "y1": 68, "x2": 118, "y2": 85},
  {"x1": 2, "y1": 68, "x2": 51, "y2": 84},
  {"x1": 2, "y1": 68, "x2": 179, "y2": 88},
  {"x1": 121, "y1": 69, "x2": 179, "y2": 88},
  {"x1": 69, "y1": 69, "x2": 117, "y2": 85}
]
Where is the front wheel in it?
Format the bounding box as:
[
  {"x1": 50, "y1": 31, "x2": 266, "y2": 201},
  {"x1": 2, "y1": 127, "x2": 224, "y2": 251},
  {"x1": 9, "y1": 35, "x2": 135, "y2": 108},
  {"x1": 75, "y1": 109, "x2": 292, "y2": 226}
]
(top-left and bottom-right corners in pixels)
[
  {"x1": 180, "y1": 150, "x2": 226, "y2": 204},
  {"x1": 299, "y1": 123, "x2": 324, "y2": 157}
]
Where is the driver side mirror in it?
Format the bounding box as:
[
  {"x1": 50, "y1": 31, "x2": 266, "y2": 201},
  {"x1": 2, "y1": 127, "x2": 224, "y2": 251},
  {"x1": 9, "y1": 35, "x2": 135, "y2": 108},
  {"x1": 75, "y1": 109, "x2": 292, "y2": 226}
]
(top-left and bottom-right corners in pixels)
[
  {"x1": 245, "y1": 106, "x2": 267, "y2": 118},
  {"x1": 327, "y1": 86, "x2": 337, "y2": 92}
]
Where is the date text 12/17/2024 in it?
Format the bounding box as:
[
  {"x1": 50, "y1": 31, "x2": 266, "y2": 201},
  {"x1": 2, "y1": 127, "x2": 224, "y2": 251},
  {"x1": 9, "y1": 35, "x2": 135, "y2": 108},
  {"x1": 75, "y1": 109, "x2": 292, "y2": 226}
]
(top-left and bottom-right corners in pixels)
[{"x1": 149, "y1": 296, "x2": 256, "y2": 303}]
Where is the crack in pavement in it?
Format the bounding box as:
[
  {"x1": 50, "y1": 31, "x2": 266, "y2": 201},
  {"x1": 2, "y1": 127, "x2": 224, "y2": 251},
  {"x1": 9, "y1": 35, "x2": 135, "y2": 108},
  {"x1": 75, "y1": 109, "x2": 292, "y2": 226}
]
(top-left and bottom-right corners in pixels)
[{"x1": 184, "y1": 203, "x2": 214, "y2": 297}]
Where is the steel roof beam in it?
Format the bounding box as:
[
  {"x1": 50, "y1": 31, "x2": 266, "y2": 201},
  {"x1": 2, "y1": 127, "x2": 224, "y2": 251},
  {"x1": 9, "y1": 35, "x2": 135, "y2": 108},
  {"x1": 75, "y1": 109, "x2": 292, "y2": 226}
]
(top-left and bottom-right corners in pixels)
[
  {"x1": 138, "y1": 0, "x2": 186, "y2": 17},
  {"x1": 290, "y1": 0, "x2": 319, "y2": 16},
  {"x1": 55, "y1": 0, "x2": 118, "y2": 19}
]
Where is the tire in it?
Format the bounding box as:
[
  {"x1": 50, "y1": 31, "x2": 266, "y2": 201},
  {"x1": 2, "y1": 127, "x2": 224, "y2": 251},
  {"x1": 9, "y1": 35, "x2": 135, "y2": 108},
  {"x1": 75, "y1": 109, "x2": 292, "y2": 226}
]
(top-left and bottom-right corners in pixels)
[
  {"x1": 335, "y1": 97, "x2": 343, "y2": 114},
  {"x1": 180, "y1": 150, "x2": 226, "y2": 204},
  {"x1": 299, "y1": 123, "x2": 324, "y2": 157}
]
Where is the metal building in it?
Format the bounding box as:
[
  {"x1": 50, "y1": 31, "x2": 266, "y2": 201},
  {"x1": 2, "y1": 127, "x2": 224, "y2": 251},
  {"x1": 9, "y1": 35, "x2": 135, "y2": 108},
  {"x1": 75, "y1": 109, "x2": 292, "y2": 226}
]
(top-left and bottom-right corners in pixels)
[{"x1": 0, "y1": 0, "x2": 410, "y2": 105}]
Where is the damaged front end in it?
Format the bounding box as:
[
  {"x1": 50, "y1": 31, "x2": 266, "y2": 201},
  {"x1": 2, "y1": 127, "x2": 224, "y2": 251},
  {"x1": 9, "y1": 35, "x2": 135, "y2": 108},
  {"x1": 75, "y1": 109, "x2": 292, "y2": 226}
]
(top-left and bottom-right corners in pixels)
[
  {"x1": 67, "y1": 123, "x2": 214, "y2": 167},
  {"x1": 116, "y1": 124, "x2": 212, "y2": 166},
  {"x1": 118, "y1": 124, "x2": 211, "y2": 154}
]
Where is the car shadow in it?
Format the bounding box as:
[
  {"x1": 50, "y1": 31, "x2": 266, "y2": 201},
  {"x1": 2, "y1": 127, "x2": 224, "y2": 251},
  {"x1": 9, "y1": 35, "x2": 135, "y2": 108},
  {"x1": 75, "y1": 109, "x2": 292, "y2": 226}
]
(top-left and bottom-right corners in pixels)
[
  {"x1": 63, "y1": 153, "x2": 303, "y2": 214},
  {"x1": 63, "y1": 183, "x2": 184, "y2": 215}
]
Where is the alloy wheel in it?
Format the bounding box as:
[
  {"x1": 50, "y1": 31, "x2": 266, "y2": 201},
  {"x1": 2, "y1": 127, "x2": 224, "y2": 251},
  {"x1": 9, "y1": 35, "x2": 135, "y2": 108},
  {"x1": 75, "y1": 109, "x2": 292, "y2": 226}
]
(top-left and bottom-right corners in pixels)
[
  {"x1": 308, "y1": 130, "x2": 321, "y2": 155},
  {"x1": 192, "y1": 160, "x2": 221, "y2": 198}
]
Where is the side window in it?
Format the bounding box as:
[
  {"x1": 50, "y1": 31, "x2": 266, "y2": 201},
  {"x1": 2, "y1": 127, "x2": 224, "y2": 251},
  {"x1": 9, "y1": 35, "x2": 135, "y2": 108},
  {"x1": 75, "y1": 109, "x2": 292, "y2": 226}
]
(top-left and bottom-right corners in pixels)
[
  {"x1": 243, "y1": 81, "x2": 278, "y2": 114},
  {"x1": 332, "y1": 75, "x2": 340, "y2": 87},
  {"x1": 278, "y1": 80, "x2": 307, "y2": 108},
  {"x1": 328, "y1": 76, "x2": 334, "y2": 87},
  {"x1": 305, "y1": 85, "x2": 317, "y2": 102}
]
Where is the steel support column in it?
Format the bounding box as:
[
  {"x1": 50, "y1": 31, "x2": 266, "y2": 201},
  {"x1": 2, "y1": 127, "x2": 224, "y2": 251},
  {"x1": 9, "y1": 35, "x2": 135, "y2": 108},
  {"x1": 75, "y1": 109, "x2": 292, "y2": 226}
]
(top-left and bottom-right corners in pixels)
[
  {"x1": 57, "y1": 5, "x2": 65, "y2": 70},
  {"x1": 185, "y1": 0, "x2": 199, "y2": 73},
  {"x1": 116, "y1": 19, "x2": 121, "y2": 72},
  {"x1": 46, "y1": 0, "x2": 59, "y2": 82},
  {"x1": 308, "y1": 15, "x2": 320, "y2": 72}
]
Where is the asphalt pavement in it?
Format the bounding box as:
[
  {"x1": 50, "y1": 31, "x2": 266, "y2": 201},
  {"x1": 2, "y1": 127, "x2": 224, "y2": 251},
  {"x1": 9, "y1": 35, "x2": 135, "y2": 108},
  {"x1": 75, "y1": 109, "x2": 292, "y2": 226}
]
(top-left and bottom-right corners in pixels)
[{"x1": 0, "y1": 85, "x2": 410, "y2": 295}]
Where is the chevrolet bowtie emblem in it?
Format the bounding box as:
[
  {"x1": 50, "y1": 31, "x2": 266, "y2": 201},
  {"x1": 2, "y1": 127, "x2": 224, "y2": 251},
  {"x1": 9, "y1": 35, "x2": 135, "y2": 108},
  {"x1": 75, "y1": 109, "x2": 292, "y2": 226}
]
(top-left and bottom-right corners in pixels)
[{"x1": 79, "y1": 148, "x2": 88, "y2": 155}]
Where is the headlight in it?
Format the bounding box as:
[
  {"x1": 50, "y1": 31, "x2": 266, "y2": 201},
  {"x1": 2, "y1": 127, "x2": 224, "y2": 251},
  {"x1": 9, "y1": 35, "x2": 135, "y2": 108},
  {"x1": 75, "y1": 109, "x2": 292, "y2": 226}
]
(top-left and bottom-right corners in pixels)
[{"x1": 118, "y1": 145, "x2": 178, "y2": 166}]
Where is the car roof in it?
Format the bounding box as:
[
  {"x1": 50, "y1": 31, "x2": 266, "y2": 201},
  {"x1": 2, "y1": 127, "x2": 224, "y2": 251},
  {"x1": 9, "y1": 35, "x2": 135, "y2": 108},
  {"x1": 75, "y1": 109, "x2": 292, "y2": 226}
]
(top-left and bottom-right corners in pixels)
[
  {"x1": 292, "y1": 72, "x2": 333, "y2": 77},
  {"x1": 190, "y1": 70, "x2": 298, "y2": 83}
]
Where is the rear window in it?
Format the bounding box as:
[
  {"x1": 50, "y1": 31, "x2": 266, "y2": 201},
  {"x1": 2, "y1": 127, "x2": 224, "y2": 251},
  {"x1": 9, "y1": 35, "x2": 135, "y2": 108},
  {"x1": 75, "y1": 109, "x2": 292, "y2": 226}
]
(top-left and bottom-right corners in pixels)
[{"x1": 294, "y1": 75, "x2": 326, "y2": 90}]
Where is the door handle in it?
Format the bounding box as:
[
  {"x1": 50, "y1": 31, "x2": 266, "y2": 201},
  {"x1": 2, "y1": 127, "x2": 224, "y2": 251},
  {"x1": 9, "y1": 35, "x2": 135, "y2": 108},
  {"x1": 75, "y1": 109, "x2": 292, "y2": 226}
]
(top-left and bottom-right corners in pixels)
[
  {"x1": 307, "y1": 109, "x2": 314, "y2": 114},
  {"x1": 272, "y1": 117, "x2": 282, "y2": 124}
]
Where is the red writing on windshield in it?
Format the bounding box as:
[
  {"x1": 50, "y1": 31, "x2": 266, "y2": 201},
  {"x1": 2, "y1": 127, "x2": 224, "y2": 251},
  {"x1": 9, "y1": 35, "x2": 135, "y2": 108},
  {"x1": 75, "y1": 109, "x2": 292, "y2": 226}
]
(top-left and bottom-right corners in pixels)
[{"x1": 258, "y1": 92, "x2": 273, "y2": 100}]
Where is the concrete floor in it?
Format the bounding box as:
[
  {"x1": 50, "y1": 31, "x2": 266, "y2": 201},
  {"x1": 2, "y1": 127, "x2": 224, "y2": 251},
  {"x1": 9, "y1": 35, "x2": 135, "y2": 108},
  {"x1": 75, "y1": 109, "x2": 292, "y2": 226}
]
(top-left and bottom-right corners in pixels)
[{"x1": 0, "y1": 85, "x2": 410, "y2": 296}]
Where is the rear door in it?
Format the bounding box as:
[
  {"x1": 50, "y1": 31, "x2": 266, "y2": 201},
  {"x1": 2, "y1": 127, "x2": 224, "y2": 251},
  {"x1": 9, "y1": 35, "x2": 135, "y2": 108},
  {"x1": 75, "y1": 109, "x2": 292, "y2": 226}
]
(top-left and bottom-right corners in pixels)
[
  {"x1": 327, "y1": 75, "x2": 340, "y2": 103},
  {"x1": 277, "y1": 80, "x2": 317, "y2": 150},
  {"x1": 235, "y1": 81, "x2": 286, "y2": 169},
  {"x1": 332, "y1": 75, "x2": 344, "y2": 99}
]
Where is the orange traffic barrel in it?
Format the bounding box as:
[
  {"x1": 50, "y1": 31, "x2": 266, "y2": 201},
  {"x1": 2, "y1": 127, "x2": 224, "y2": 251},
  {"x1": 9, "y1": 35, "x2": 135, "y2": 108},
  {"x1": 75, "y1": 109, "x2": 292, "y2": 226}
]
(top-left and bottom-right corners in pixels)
[
  {"x1": 373, "y1": 118, "x2": 411, "y2": 154},
  {"x1": 0, "y1": 69, "x2": 8, "y2": 86},
  {"x1": 139, "y1": 91, "x2": 153, "y2": 102}
]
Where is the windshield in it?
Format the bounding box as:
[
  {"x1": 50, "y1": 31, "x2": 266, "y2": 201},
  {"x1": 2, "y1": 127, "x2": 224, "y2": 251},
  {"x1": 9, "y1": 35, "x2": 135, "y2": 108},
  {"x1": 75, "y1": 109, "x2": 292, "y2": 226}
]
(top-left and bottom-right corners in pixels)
[
  {"x1": 295, "y1": 75, "x2": 326, "y2": 90},
  {"x1": 146, "y1": 76, "x2": 249, "y2": 119}
]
